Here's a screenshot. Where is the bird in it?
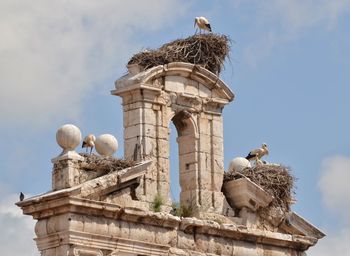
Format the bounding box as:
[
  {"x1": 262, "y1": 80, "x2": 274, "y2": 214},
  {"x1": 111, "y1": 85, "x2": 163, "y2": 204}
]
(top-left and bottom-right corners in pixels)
[
  {"x1": 82, "y1": 134, "x2": 96, "y2": 154},
  {"x1": 245, "y1": 143, "x2": 269, "y2": 163},
  {"x1": 19, "y1": 192, "x2": 24, "y2": 201},
  {"x1": 194, "y1": 17, "x2": 212, "y2": 33}
]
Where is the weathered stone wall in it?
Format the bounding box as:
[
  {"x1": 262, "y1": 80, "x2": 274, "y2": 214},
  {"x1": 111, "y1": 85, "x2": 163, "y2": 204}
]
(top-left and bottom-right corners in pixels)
[{"x1": 33, "y1": 204, "x2": 309, "y2": 256}]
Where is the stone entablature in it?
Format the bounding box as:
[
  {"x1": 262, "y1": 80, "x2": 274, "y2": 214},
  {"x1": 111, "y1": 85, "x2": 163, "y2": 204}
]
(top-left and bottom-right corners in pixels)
[{"x1": 18, "y1": 189, "x2": 317, "y2": 256}]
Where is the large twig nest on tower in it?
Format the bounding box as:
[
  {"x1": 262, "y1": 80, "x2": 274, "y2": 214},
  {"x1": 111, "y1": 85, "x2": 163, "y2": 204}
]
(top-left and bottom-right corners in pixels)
[
  {"x1": 128, "y1": 34, "x2": 231, "y2": 75},
  {"x1": 224, "y1": 164, "x2": 296, "y2": 212}
]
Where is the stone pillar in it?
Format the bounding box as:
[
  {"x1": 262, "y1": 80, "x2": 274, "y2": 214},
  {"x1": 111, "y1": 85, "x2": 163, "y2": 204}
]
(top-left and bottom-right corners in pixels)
[
  {"x1": 119, "y1": 87, "x2": 170, "y2": 205},
  {"x1": 51, "y1": 152, "x2": 84, "y2": 190}
]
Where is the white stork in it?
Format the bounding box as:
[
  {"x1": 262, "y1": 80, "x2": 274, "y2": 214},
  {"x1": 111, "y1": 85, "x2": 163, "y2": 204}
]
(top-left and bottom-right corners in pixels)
[
  {"x1": 194, "y1": 17, "x2": 212, "y2": 33},
  {"x1": 245, "y1": 143, "x2": 269, "y2": 163},
  {"x1": 82, "y1": 134, "x2": 96, "y2": 154}
]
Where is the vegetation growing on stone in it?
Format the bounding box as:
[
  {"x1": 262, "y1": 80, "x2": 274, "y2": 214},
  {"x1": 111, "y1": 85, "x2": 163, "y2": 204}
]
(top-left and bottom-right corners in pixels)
[
  {"x1": 152, "y1": 194, "x2": 163, "y2": 212},
  {"x1": 170, "y1": 201, "x2": 193, "y2": 217}
]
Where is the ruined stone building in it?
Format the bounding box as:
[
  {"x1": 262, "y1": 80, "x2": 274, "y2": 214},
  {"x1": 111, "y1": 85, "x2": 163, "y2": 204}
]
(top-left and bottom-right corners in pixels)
[{"x1": 17, "y1": 35, "x2": 324, "y2": 256}]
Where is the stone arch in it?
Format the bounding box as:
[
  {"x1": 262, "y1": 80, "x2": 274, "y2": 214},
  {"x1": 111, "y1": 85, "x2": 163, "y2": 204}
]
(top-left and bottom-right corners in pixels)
[
  {"x1": 113, "y1": 62, "x2": 234, "y2": 214},
  {"x1": 171, "y1": 110, "x2": 197, "y2": 137},
  {"x1": 171, "y1": 110, "x2": 199, "y2": 207}
]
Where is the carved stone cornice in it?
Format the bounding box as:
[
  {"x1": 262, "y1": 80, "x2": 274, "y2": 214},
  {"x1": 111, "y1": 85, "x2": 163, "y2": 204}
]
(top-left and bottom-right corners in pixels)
[
  {"x1": 112, "y1": 62, "x2": 235, "y2": 103},
  {"x1": 19, "y1": 192, "x2": 318, "y2": 251},
  {"x1": 36, "y1": 230, "x2": 169, "y2": 255}
]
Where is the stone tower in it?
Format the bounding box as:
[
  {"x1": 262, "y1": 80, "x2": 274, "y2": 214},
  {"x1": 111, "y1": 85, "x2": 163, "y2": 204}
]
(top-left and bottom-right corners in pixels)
[
  {"x1": 16, "y1": 61, "x2": 324, "y2": 255},
  {"x1": 112, "y1": 62, "x2": 234, "y2": 215}
]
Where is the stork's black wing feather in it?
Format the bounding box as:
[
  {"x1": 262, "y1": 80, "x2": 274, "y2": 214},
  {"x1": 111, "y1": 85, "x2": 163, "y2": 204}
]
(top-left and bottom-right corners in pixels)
[
  {"x1": 205, "y1": 23, "x2": 212, "y2": 32},
  {"x1": 245, "y1": 153, "x2": 256, "y2": 160}
]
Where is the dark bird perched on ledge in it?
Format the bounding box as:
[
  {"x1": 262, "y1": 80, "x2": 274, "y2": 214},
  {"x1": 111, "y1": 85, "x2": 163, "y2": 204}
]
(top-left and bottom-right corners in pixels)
[
  {"x1": 19, "y1": 192, "x2": 24, "y2": 201},
  {"x1": 246, "y1": 143, "x2": 269, "y2": 163}
]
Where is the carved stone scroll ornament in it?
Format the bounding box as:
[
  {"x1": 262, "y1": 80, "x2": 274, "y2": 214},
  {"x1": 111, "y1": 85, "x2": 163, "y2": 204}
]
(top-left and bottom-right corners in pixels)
[{"x1": 69, "y1": 247, "x2": 103, "y2": 256}]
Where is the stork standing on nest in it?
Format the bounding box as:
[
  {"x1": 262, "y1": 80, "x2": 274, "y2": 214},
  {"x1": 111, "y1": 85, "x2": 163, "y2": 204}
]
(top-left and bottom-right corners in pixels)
[
  {"x1": 194, "y1": 17, "x2": 212, "y2": 33},
  {"x1": 246, "y1": 143, "x2": 269, "y2": 165},
  {"x1": 82, "y1": 134, "x2": 96, "y2": 154}
]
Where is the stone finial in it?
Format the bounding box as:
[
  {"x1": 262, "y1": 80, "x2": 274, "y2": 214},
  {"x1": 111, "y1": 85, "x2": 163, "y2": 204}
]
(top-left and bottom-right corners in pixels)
[
  {"x1": 56, "y1": 124, "x2": 82, "y2": 152},
  {"x1": 53, "y1": 124, "x2": 83, "y2": 162},
  {"x1": 95, "y1": 134, "x2": 118, "y2": 156},
  {"x1": 228, "y1": 157, "x2": 251, "y2": 173}
]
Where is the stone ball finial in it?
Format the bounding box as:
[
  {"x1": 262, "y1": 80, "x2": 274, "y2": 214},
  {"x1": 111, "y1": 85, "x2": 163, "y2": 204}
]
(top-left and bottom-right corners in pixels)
[
  {"x1": 95, "y1": 134, "x2": 118, "y2": 156},
  {"x1": 228, "y1": 157, "x2": 251, "y2": 173},
  {"x1": 56, "y1": 124, "x2": 82, "y2": 152}
]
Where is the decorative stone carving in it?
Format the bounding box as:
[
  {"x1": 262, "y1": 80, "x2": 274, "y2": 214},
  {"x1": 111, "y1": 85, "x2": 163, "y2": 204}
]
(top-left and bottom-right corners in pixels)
[
  {"x1": 55, "y1": 124, "x2": 82, "y2": 158},
  {"x1": 223, "y1": 177, "x2": 274, "y2": 211},
  {"x1": 95, "y1": 134, "x2": 118, "y2": 156},
  {"x1": 228, "y1": 157, "x2": 251, "y2": 173},
  {"x1": 69, "y1": 247, "x2": 103, "y2": 256}
]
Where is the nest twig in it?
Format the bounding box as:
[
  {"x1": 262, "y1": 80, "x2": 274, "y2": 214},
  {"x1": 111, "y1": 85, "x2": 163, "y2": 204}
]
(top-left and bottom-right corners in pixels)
[
  {"x1": 224, "y1": 164, "x2": 296, "y2": 212},
  {"x1": 128, "y1": 33, "x2": 231, "y2": 74},
  {"x1": 79, "y1": 153, "x2": 135, "y2": 174}
]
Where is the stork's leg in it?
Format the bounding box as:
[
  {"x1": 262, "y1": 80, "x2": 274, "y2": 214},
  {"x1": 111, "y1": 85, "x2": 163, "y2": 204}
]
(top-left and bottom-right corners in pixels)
[
  {"x1": 90, "y1": 147, "x2": 93, "y2": 155},
  {"x1": 256, "y1": 158, "x2": 262, "y2": 166},
  {"x1": 195, "y1": 28, "x2": 198, "y2": 34}
]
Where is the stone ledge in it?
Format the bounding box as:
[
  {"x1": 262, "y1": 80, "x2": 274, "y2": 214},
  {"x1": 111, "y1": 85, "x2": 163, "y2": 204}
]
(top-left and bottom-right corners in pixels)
[
  {"x1": 19, "y1": 194, "x2": 317, "y2": 251},
  {"x1": 36, "y1": 230, "x2": 170, "y2": 255}
]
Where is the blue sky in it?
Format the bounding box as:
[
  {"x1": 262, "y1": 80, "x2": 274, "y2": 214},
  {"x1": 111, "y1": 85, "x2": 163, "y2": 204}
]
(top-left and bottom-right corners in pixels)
[{"x1": 1, "y1": 1, "x2": 350, "y2": 255}]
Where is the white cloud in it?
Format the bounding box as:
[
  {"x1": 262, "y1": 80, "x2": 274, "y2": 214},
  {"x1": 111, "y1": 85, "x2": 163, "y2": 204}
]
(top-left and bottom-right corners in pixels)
[
  {"x1": 319, "y1": 155, "x2": 350, "y2": 220},
  {"x1": 0, "y1": 193, "x2": 39, "y2": 255},
  {"x1": 0, "y1": 0, "x2": 188, "y2": 128},
  {"x1": 309, "y1": 228, "x2": 350, "y2": 256},
  {"x1": 308, "y1": 155, "x2": 350, "y2": 256},
  {"x1": 237, "y1": 0, "x2": 350, "y2": 66},
  {"x1": 265, "y1": 0, "x2": 350, "y2": 32}
]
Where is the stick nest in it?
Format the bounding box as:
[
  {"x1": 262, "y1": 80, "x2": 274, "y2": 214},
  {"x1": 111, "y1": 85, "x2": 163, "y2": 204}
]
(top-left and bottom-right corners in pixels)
[
  {"x1": 79, "y1": 153, "x2": 135, "y2": 174},
  {"x1": 128, "y1": 33, "x2": 231, "y2": 74},
  {"x1": 224, "y1": 164, "x2": 296, "y2": 212}
]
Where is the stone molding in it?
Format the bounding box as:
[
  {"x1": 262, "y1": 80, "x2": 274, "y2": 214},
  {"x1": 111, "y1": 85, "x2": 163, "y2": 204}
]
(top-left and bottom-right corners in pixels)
[
  {"x1": 223, "y1": 178, "x2": 274, "y2": 211},
  {"x1": 18, "y1": 194, "x2": 318, "y2": 251},
  {"x1": 281, "y1": 212, "x2": 325, "y2": 239},
  {"x1": 37, "y1": 230, "x2": 169, "y2": 256},
  {"x1": 112, "y1": 62, "x2": 234, "y2": 102}
]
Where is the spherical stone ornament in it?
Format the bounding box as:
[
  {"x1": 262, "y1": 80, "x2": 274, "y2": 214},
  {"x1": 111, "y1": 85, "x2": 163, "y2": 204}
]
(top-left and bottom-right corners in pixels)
[
  {"x1": 228, "y1": 157, "x2": 251, "y2": 173},
  {"x1": 56, "y1": 124, "x2": 82, "y2": 152},
  {"x1": 95, "y1": 134, "x2": 118, "y2": 156}
]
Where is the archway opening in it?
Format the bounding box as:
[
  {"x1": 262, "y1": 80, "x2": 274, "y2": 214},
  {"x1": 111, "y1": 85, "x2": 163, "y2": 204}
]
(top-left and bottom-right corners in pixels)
[
  {"x1": 171, "y1": 110, "x2": 198, "y2": 209},
  {"x1": 169, "y1": 122, "x2": 180, "y2": 203}
]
